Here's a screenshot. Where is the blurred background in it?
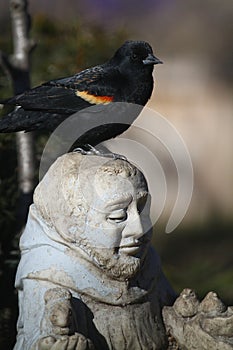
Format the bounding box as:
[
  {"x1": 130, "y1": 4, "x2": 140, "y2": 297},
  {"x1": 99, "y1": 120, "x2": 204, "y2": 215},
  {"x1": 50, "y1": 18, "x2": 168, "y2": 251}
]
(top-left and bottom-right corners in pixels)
[{"x1": 0, "y1": 0, "x2": 232, "y2": 347}]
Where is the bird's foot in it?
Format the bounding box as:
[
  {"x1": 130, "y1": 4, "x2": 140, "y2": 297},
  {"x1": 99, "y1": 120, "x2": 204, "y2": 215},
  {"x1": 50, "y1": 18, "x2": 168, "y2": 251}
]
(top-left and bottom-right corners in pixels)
[
  {"x1": 72, "y1": 144, "x2": 99, "y2": 156},
  {"x1": 73, "y1": 144, "x2": 127, "y2": 161}
]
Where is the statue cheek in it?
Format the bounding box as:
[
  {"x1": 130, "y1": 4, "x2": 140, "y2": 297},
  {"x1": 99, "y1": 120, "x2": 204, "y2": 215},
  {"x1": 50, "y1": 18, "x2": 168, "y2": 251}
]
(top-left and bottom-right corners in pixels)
[
  {"x1": 85, "y1": 225, "x2": 123, "y2": 249},
  {"x1": 101, "y1": 228, "x2": 124, "y2": 249}
]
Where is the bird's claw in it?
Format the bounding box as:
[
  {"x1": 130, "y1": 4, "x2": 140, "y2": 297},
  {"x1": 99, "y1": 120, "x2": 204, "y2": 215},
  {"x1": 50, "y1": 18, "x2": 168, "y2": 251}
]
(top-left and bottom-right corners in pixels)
[
  {"x1": 73, "y1": 144, "x2": 127, "y2": 161},
  {"x1": 73, "y1": 144, "x2": 100, "y2": 156}
]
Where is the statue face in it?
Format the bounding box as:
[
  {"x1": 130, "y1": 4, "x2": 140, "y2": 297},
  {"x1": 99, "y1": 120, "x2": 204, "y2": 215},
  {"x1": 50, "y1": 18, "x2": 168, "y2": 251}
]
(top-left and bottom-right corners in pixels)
[
  {"x1": 49, "y1": 302, "x2": 72, "y2": 328},
  {"x1": 78, "y1": 169, "x2": 152, "y2": 280}
]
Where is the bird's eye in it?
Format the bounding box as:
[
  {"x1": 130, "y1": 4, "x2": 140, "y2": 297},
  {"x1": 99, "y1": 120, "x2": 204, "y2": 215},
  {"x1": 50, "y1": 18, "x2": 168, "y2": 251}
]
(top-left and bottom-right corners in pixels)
[{"x1": 131, "y1": 53, "x2": 138, "y2": 61}]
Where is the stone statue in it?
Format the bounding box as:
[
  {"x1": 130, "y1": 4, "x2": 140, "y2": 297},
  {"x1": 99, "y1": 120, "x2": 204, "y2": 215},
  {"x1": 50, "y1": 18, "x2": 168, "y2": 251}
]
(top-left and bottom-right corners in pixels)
[
  {"x1": 14, "y1": 153, "x2": 176, "y2": 350},
  {"x1": 13, "y1": 153, "x2": 233, "y2": 350}
]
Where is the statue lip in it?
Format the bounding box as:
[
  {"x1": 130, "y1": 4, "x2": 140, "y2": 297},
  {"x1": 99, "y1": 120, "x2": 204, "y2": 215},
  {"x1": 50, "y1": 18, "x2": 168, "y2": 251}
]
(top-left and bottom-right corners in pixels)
[{"x1": 119, "y1": 242, "x2": 142, "y2": 255}]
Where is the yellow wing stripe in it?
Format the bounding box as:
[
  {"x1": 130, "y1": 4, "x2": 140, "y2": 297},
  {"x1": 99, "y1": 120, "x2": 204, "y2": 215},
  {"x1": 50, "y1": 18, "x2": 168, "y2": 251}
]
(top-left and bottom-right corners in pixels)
[{"x1": 76, "y1": 90, "x2": 114, "y2": 105}]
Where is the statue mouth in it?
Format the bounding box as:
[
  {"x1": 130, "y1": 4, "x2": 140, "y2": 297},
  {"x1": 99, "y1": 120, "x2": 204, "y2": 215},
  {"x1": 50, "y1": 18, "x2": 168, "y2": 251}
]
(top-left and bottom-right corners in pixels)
[
  {"x1": 119, "y1": 242, "x2": 142, "y2": 256},
  {"x1": 117, "y1": 234, "x2": 151, "y2": 256}
]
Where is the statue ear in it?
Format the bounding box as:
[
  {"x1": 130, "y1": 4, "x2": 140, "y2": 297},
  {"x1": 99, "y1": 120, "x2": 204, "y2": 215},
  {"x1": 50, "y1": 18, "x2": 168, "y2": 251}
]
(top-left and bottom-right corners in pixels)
[
  {"x1": 54, "y1": 208, "x2": 88, "y2": 244},
  {"x1": 33, "y1": 153, "x2": 86, "y2": 238}
]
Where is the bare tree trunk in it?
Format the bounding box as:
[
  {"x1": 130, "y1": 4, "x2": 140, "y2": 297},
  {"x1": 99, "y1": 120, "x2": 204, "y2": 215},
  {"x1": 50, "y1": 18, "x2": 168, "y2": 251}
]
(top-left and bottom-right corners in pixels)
[
  {"x1": 0, "y1": 3, "x2": 35, "y2": 346},
  {"x1": 1, "y1": 0, "x2": 36, "y2": 231}
]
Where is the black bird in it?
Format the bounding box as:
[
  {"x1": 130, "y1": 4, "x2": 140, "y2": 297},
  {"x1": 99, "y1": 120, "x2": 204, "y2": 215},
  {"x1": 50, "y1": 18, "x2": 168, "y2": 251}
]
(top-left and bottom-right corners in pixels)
[{"x1": 0, "y1": 40, "x2": 162, "y2": 147}]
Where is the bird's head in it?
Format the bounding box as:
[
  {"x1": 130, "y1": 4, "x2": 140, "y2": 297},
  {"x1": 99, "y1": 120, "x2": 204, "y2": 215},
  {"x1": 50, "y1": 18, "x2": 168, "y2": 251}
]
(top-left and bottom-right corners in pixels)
[{"x1": 110, "y1": 40, "x2": 162, "y2": 76}]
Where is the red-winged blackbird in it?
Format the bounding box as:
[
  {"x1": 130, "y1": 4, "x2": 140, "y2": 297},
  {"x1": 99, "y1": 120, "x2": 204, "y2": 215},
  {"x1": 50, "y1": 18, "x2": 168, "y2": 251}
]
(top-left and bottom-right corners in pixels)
[{"x1": 0, "y1": 40, "x2": 162, "y2": 147}]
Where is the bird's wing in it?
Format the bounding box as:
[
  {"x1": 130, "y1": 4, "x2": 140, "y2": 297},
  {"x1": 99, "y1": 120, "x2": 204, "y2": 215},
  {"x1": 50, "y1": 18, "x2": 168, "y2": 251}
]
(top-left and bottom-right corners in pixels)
[{"x1": 6, "y1": 65, "x2": 117, "y2": 114}]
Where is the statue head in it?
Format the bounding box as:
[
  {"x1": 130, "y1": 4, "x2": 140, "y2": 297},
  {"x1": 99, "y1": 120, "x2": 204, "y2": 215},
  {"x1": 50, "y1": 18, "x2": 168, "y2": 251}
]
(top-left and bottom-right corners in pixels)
[{"x1": 34, "y1": 153, "x2": 152, "y2": 280}]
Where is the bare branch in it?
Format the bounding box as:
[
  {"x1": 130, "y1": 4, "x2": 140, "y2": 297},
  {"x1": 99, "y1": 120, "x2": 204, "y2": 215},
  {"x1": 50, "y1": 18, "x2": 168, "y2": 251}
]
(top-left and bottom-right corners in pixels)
[
  {"x1": 16, "y1": 131, "x2": 35, "y2": 194},
  {"x1": 4, "y1": 0, "x2": 36, "y2": 230},
  {"x1": 10, "y1": 0, "x2": 31, "y2": 69}
]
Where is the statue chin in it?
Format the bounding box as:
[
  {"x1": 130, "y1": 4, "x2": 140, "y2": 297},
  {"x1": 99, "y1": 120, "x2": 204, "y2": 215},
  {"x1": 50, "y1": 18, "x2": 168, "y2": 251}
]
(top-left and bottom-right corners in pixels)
[
  {"x1": 82, "y1": 243, "x2": 142, "y2": 281},
  {"x1": 76, "y1": 231, "x2": 151, "y2": 281}
]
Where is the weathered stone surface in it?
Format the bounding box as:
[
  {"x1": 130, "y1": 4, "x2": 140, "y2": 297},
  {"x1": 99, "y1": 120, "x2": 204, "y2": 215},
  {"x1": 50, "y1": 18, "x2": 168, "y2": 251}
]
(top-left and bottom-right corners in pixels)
[
  {"x1": 163, "y1": 288, "x2": 233, "y2": 350},
  {"x1": 13, "y1": 152, "x2": 233, "y2": 350},
  {"x1": 14, "y1": 153, "x2": 175, "y2": 350}
]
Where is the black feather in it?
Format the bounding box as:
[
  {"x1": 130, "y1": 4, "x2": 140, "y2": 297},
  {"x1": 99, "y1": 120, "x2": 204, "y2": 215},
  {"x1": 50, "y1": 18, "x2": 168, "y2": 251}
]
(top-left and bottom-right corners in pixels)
[{"x1": 0, "y1": 40, "x2": 162, "y2": 146}]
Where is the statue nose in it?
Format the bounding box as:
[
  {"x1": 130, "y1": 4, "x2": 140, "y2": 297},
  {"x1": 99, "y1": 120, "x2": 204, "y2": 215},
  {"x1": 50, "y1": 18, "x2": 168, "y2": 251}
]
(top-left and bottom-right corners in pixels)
[{"x1": 122, "y1": 211, "x2": 144, "y2": 240}]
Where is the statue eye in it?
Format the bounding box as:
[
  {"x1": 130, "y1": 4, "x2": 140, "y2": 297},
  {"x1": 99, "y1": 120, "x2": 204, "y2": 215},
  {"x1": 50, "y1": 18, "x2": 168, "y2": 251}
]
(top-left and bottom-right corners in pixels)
[{"x1": 108, "y1": 210, "x2": 127, "y2": 223}]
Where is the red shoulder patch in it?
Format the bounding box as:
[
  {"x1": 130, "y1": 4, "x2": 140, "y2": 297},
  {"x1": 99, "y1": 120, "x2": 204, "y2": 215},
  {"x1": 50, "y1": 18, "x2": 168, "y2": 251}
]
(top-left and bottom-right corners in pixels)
[{"x1": 76, "y1": 90, "x2": 114, "y2": 105}]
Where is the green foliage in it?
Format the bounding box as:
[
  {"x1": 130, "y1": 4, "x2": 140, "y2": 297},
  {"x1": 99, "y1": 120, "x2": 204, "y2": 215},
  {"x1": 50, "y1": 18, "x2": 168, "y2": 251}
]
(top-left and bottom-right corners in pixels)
[
  {"x1": 0, "y1": 135, "x2": 18, "y2": 350},
  {"x1": 30, "y1": 14, "x2": 128, "y2": 85},
  {"x1": 154, "y1": 221, "x2": 233, "y2": 305},
  {"x1": 0, "y1": 134, "x2": 17, "y2": 244}
]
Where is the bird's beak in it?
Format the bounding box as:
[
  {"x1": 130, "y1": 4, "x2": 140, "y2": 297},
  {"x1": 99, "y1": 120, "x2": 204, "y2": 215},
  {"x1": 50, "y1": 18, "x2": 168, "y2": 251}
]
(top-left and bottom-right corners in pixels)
[{"x1": 143, "y1": 53, "x2": 163, "y2": 65}]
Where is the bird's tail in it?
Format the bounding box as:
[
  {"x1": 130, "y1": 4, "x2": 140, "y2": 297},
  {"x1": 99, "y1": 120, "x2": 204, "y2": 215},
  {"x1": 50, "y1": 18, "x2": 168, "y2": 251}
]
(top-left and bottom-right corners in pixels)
[
  {"x1": 0, "y1": 108, "x2": 66, "y2": 132},
  {"x1": 0, "y1": 107, "x2": 32, "y2": 132}
]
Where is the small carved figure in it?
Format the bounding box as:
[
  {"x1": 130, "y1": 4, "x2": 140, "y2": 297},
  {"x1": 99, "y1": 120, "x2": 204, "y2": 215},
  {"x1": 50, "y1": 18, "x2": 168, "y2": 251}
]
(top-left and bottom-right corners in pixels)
[
  {"x1": 163, "y1": 288, "x2": 233, "y2": 350},
  {"x1": 42, "y1": 288, "x2": 72, "y2": 336},
  {"x1": 32, "y1": 287, "x2": 94, "y2": 350}
]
